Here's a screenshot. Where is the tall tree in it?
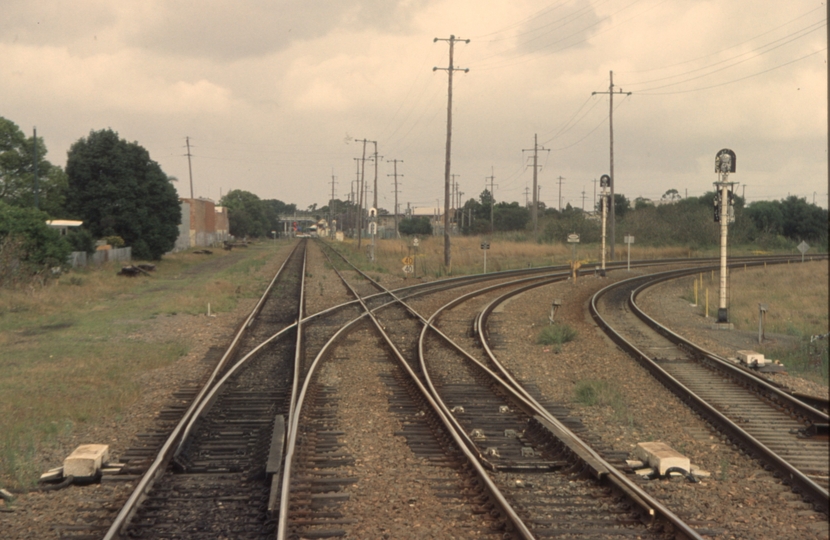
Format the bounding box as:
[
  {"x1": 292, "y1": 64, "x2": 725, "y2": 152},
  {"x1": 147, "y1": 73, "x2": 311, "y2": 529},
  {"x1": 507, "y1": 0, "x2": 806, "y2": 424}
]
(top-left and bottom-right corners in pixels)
[
  {"x1": 220, "y1": 189, "x2": 270, "y2": 238},
  {"x1": 65, "y1": 129, "x2": 180, "y2": 260},
  {"x1": 0, "y1": 116, "x2": 67, "y2": 216}
]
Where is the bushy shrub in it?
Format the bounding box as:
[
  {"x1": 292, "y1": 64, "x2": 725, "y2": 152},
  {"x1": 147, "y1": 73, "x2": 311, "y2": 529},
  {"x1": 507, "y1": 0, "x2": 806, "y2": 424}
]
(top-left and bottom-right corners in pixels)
[{"x1": 0, "y1": 201, "x2": 71, "y2": 286}]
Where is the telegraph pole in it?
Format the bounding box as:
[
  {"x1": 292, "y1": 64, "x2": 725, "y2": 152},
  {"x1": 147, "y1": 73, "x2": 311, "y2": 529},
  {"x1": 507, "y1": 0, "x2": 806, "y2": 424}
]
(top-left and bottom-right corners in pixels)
[
  {"x1": 372, "y1": 141, "x2": 379, "y2": 211},
  {"x1": 581, "y1": 187, "x2": 587, "y2": 212},
  {"x1": 388, "y1": 159, "x2": 403, "y2": 238},
  {"x1": 33, "y1": 127, "x2": 39, "y2": 209},
  {"x1": 185, "y1": 136, "x2": 194, "y2": 199},
  {"x1": 486, "y1": 169, "x2": 497, "y2": 233},
  {"x1": 523, "y1": 133, "x2": 549, "y2": 237},
  {"x1": 352, "y1": 158, "x2": 360, "y2": 238},
  {"x1": 354, "y1": 139, "x2": 371, "y2": 249},
  {"x1": 451, "y1": 173, "x2": 461, "y2": 231},
  {"x1": 434, "y1": 34, "x2": 470, "y2": 268},
  {"x1": 593, "y1": 71, "x2": 631, "y2": 259},
  {"x1": 329, "y1": 171, "x2": 337, "y2": 236},
  {"x1": 557, "y1": 176, "x2": 566, "y2": 212}
]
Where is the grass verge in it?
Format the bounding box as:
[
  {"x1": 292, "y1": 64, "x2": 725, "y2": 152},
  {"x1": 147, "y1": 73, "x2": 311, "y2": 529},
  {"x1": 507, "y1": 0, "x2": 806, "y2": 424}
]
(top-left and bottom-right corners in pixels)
[{"x1": 0, "y1": 241, "x2": 291, "y2": 488}]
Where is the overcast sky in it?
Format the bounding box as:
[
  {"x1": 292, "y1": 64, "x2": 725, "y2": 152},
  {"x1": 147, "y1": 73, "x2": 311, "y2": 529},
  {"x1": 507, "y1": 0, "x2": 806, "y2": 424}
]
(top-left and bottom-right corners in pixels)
[{"x1": 3, "y1": 1, "x2": 827, "y2": 213}]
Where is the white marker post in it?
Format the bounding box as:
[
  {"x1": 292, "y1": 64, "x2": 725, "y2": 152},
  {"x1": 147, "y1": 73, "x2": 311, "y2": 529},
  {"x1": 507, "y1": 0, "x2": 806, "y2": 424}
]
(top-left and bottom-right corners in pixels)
[
  {"x1": 624, "y1": 234, "x2": 634, "y2": 271},
  {"x1": 369, "y1": 207, "x2": 377, "y2": 262},
  {"x1": 481, "y1": 240, "x2": 490, "y2": 273}
]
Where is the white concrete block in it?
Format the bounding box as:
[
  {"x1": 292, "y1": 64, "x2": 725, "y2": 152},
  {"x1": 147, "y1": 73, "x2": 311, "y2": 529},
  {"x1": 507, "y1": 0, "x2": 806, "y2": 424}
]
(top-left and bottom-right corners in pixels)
[
  {"x1": 63, "y1": 444, "x2": 109, "y2": 479},
  {"x1": 690, "y1": 465, "x2": 711, "y2": 478},
  {"x1": 39, "y1": 467, "x2": 63, "y2": 482},
  {"x1": 737, "y1": 350, "x2": 766, "y2": 367},
  {"x1": 634, "y1": 442, "x2": 690, "y2": 477}
]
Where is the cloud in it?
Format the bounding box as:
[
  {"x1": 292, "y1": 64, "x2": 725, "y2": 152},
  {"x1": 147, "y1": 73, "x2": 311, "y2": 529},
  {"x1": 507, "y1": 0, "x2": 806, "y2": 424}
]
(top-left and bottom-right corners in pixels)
[{"x1": 123, "y1": 0, "x2": 434, "y2": 61}]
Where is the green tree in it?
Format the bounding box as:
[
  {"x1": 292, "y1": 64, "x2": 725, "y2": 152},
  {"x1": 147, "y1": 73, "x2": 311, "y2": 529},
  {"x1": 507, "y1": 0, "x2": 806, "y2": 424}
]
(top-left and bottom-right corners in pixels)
[
  {"x1": 779, "y1": 196, "x2": 827, "y2": 242},
  {"x1": 220, "y1": 189, "x2": 270, "y2": 238},
  {"x1": 0, "y1": 117, "x2": 68, "y2": 216},
  {"x1": 65, "y1": 129, "x2": 181, "y2": 260},
  {"x1": 0, "y1": 201, "x2": 71, "y2": 285},
  {"x1": 493, "y1": 201, "x2": 530, "y2": 231},
  {"x1": 745, "y1": 201, "x2": 783, "y2": 236},
  {"x1": 398, "y1": 216, "x2": 432, "y2": 236}
]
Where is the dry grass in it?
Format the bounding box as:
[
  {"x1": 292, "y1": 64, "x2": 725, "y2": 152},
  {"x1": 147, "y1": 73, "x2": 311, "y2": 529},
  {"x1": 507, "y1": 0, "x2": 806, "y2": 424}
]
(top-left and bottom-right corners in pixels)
[
  {"x1": 687, "y1": 259, "x2": 828, "y2": 384},
  {"x1": 332, "y1": 235, "x2": 699, "y2": 278},
  {"x1": 728, "y1": 259, "x2": 828, "y2": 337},
  {"x1": 0, "y1": 242, "x2": 287, "y2": 487}
]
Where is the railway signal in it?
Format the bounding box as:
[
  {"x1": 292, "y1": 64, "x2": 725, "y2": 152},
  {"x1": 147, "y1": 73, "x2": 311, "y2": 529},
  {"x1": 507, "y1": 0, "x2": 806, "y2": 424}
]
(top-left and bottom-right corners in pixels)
[
  {"x1": 714, "y1": 149, "x2": 737, "y2": 324},
  {"x1": 599, "y1": 174, "x2": 610, "y2": 275}
]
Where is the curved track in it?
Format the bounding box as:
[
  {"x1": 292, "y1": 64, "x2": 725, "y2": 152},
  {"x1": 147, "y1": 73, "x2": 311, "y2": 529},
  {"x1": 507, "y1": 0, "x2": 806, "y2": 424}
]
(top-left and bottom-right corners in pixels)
[{"x1": 589, "y1": 259, "x2": 829, "y2": 514}]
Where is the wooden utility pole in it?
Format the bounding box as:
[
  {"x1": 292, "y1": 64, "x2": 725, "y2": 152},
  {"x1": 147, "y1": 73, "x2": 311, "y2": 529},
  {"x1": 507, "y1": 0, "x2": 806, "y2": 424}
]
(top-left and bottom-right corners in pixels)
[
  {"x1": 388, "y1": 159, "x2": 403, "y2": 238},
  {"x1": 557, "y1": 176, "x2": 566, "y2": 212},
  {"x1": 355, "y1": 139, "x2": 369, "y2": 249},
  {"x1": 522, "y1": 133, "x2": 549, "y2": 237},
  {"x1": 185, "y1": 136, "x2": 194, "y2": 199},
  {"x1": 581, "y1": 187, "x2": 587, "y2": 212},
  {"x1": 451, "y1": 173, "x2": 460, "y2": 230},
  {"x1": 593, "y1": 71, "x2": 631, "y2": 259},
  {"x1": 329, "y1": 171, "x2": 337, "y2": 235},
  {"x1": 486, "y1": 169, "x2": 497, "y2": 233},
  {"x1": 434, "y1": 34, "x2": 470, "y2": 269},
  {"x1": 372, "y1": 141, "x2": 379, "y2": 211},
  {"x1": 33, "y1": 127, "x2": 39, "y2": 209}
]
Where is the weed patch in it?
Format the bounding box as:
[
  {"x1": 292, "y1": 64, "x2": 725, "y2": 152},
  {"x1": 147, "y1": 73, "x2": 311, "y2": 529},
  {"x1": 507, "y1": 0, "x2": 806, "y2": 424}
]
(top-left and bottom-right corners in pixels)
[
  {"x1": 537, "y1": 323, "x2": 577, "y2": 346},
  {"x1": 573, "y1": 379, "x2": 632, "y2": 424}
]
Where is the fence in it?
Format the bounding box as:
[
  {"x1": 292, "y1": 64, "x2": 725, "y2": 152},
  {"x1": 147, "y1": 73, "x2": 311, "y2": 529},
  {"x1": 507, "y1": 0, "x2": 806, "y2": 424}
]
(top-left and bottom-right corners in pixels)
[{"x1": 69, "y1": 247, "x2": 132, "y2": 268}]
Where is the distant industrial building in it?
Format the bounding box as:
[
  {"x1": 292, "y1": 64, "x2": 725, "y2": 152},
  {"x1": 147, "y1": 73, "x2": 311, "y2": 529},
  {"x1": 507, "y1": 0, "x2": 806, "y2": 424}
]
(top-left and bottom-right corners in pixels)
[{"x1": 173, "y1": 198, "x2": 231, "y2": 251}]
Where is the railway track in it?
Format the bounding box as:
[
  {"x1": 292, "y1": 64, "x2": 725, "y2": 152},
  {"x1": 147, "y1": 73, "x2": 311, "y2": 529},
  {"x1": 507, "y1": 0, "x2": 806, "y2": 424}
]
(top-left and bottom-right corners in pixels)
[
  {"x1": 103, "y1": 240, "x2": 308, "y2": 539},
  {"x1": 588, "y1": 259, "x2": 829, "y2": 515},
  {"x1": 98, "y1": 241, "x2": 824, "y2": 539},
  {"x1": 280, "y1": 243, "x2": 703, "y2": 539}
]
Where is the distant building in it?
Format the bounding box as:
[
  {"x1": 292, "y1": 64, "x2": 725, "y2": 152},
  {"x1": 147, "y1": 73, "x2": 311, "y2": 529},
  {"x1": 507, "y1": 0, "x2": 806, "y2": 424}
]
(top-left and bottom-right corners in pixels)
[
  {"x1": 46, "y1": 219, "x2": 83, "y2": 236},
  {"x1": 173, "y1": 198, "x2": 231, "y2": 251}
]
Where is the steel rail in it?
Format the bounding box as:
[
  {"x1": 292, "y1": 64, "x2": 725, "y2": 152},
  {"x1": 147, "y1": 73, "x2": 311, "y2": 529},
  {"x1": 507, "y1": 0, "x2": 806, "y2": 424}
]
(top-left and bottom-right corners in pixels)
[
  {"x1": 103, "y1": 239, "x2": 306, "y2": 540},
  {"x1": 471, "y1": 271, "x2": 711, "y2": 539},
  {"x1": 324, "y1": 253, "x2": 701, "y2": 539},
  {"x1": 589, "y1": 259, "x2": 829, "y2": 514},
  {"x1": 418, "y1": 275, "x2": 703, "y2": 540},
  {"x1": 307, "y1": 244, "x2": 540, "y2": 538},
  {"x1": 628, "y1": 262, "x2": 828, "y2": 424}
]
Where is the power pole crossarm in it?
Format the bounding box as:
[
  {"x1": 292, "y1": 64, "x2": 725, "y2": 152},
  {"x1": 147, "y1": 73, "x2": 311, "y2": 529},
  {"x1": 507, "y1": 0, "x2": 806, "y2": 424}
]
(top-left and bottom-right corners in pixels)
[{"x1": 434, "y1": 35, "x2": 470, "y2": 269}]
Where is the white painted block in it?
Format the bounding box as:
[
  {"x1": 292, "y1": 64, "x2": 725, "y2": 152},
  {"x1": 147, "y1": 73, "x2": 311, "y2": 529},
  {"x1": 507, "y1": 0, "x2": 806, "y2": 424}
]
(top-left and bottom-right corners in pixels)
[
  {"x1": 737, "y1": 350, "x2": 766, "y2": 367},
  {"x1": 634, "y1": 442, "x2": 690, "y2": 477},
  {"x1": 63, "y1": 444, "x2": 109, "y2": 479}
]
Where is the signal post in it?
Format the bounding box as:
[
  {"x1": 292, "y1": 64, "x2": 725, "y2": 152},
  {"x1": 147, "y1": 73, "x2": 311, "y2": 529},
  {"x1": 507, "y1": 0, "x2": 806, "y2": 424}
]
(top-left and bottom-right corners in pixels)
[{"x1": 714, "y1": 149, "x2": 737, "y2": 325}]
